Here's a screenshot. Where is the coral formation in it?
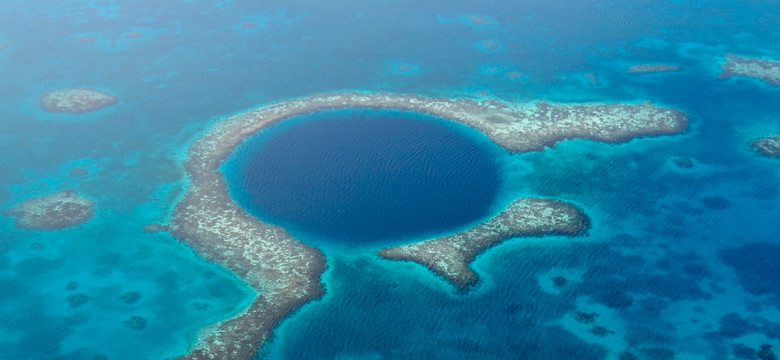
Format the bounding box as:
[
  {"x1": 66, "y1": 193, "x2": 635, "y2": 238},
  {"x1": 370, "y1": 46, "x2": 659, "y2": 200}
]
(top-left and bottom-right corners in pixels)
[
  {"x1": 38, "y1": 88, "x2": 118, "y2": 113},
  {"x1": 475, "y1": 39, "x2": 503, "y2": 52},
  {"x1": 460, "y1": 14, "x2": 499, "y2": 28},
  {"x1": 753, "y1": 134, "x2": 780, "y2": 158},
  {"x1": 77, "y1": 35, "x2": 97, "y2": 43},
  {"x1": 391, "y1": 62, "x2": 420, "y2": 75},
  {"x1": 67, "y1": 293, "x2": 90, "y2": 308},
  {"x1": 575, "y1": 311, "x2": 598, "y2": 324},
  {"x1": 701, "y1": 196, "x2": 730, "y2": 210},
  {"x1": 69, "y1": 168, "x2": 90, "y2": 177},
  {"x1": 757, "y1": 344, "x2": 777, "y2": 360},
  {"x1": 143, "y1": 223, "x2": 168, "y2": 234},
  {"x1": 123, "y1": 31, "x2": 144, "y2": 39},
  {"x1": 588, "y1": 325, "x2": 615, "y2": 337},
  {"x1": 628, "y1": 64, "x2": 680, "y2": 73},
  {"x1": 552, "y1": 276, "x2": 568, "y2": 287},
  {"x1": 719, "y1": 54, "x2": 780, "y2": 85},
  {"x1": 3, "y1": 190, "x2": 94, "y2": 231},
  {"x1": 672, "y1": 157, "x2": 695, "y2": 169},
  {"x1": 468, "y1": 15, "x2": 493, "y2": 25},
  {"x1": 379, "y1": 198, "x2": 588, "y2": 289},
  {"x1": 122, "y1": 316, "x2": 147, "y2": 330},
  {"x1": 168, "y1": 91, "x2": 687, "y2": 359},
  {"x1": 120, "y1": 291, "x2": 142, "y2": 304}
]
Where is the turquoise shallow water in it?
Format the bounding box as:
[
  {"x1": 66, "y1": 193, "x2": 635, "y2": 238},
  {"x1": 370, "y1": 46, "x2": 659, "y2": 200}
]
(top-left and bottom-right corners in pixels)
[{"x1": 1, "y1": 1, "x2": 780, "y2": 359}]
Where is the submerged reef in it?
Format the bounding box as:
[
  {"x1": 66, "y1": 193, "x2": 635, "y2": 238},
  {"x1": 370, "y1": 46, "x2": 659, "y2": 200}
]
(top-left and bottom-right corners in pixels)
[
  {"x1": 458, "y1": 14, "x2": 499, "y2": 28},
  {"x1": 378, "y1": 198, "x2": 588, "y2": 289},
  {"x1": 719, "y1": 54, "x2": 780, "y2": 85},
  {"x1": 123, "y1": 31, "x2": 145, "y2": 39},
  {"x1": 672, "y1": 156, "x2": 695, "y2": 169},
  {"x1": 38, "y1": 88, "x2": 118, "y2": 113},
  {"x1": 628, "y1": 64, "x2": 680, "y2": 73},
  {"x1": 753, "y1": 134, "x2": 780, "y2": 158},
  {"x1": 475, "y1": 39, "x2": 504, "y2": 52},
  {"x1": 3, "y1": 190, "x2": 94, "y2": 231},
  {"x1": 168, "y1": 92, "x2": 687, "y2": 359}
]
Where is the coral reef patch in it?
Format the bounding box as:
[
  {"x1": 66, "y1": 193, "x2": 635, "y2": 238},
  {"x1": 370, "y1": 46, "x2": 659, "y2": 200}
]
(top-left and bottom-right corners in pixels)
[
  {"x1": 3, "y1": 190, "x2": 94, "y2": 231},
  {"x1": 719, "y1": 54, "x2": 780, "y2": 85},
  {"x1": 672, "y1": 157, "x2": 695, "y2": 169},
  {"x1": 38, "y1": 88, "x2": 118, "y2": 113},
  {"x1": 628, "y1": 64, "x2": 681, "y2": 73},
  {"x1": 753, "y1": 134, "x2": 780, "y2": 158},
  {"x1": 123, "y1": 316, "x2": 148, "y2": 331}
]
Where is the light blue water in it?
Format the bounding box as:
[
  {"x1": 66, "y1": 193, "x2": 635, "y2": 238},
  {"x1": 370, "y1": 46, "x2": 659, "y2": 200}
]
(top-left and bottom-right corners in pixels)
[{"x1": 0, "y1": 1, "x2": 779, "y2": 359}]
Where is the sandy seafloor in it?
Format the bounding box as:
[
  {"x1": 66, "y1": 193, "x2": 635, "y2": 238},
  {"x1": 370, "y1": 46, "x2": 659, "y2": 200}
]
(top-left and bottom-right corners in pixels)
[{"x1": 1, "y1": 1, "x2": 780, "y2": 359}]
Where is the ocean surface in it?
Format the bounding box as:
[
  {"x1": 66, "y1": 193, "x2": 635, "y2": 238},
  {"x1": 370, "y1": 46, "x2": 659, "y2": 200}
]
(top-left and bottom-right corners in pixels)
[
  {"x1": 0, "y1": 1, "x2": 779, "y2": 359},
  {"x1": 222, "y1": 109, "x2": 502, "y2": 248}
]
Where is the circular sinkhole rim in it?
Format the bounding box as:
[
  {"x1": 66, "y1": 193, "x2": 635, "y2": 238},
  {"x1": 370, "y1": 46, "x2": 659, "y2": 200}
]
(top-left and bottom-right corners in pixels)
[{"x1": 219, "y1": 106, "x2": 510, "y2": 250}]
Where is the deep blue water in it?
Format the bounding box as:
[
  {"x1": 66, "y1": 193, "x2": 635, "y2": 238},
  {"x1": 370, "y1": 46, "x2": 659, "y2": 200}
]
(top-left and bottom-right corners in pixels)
[
  {"x1": 224, "y1": 109, "x2": 501, "y2": 246},
  {"x1": 0, "y1": 1, "x2": 779, "y2": 359}
]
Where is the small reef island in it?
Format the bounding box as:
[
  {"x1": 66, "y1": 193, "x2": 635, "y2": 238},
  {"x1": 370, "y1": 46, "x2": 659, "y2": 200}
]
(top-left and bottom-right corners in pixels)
[
  {"x1": 168, "y1": 92, "x2": 688, "y2": 359},
  {"x1": 3, "y1": 190, "x2": 94, "y2": 231},
  {"x1": 38, "y1": 88, "x2": 118, "y2": 113},
  {"x1": 719, "y1": 54, "x2": 780, "y2": 85},
  {"x1": 753, "y1": 134, "x2": 780, "y2": 158},
  {"x1": 628, "y1": 64, "x2": 681, "y2": 73}
]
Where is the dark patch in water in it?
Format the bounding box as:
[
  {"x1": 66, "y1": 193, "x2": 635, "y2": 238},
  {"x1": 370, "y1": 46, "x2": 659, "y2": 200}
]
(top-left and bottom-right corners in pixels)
[
  {"x1": 682, "y1": 263, "x2": 711, "y2": 278},
  {"x1": 719, "y1": 242, "x2": 780, "y2": 296},
  {"x1": 718, "y1": 313, "x2": 754, "y2": 338},
  {"x1": 122, "y1": 316, "x2": 148, "y2": 330},
  {"x1": 672, "y1": 157, "x2": 695, "y2": 169},
  {"x1": 120, "y1": 291, "x2": 142, "y2": 304},
  {"x1": 595, "y1": 290, "x2": 634, "y2": 309},
  {"x1": 641, "y1": 347, "x2": 675, "y2": 360},
  {"x1": 700, "y1": 196, "x2": 730, "y2": 210},
  {"x1": 94, "y1": 252, "x2": 122, "y2": 267},
  {"x1": 14, "y1": 257, "x2": 64, "y2": 277},
  {"x1": 67, "y1": 293, "x2": 90, "y2": 308},
  {"x1": 225, "y1": 109, "x2": 501, "y2": 245},
  {"x1": 673, "y1": 201, "x2": 704, "y2": 216}
]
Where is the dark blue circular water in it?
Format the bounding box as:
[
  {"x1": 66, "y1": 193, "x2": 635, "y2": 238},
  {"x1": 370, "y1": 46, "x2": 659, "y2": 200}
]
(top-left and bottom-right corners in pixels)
[{"x1": 223, "y1": 109, "x2": 501, "y2": 245}]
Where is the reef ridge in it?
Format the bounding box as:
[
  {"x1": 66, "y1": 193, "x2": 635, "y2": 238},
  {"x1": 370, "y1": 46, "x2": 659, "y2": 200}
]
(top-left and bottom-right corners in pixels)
[{"x1": 378, "y1": 197, "x2": 588, "y2": 289}]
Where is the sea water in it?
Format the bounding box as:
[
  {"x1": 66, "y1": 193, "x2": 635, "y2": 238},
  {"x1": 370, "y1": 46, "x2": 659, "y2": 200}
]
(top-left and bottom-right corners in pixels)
[
  {"x1": 222, "y1": 109, "x2": 502, "y2": 248},
  {"x1": 1, "y1": 1, "x2": 779, "y2": 359}
]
